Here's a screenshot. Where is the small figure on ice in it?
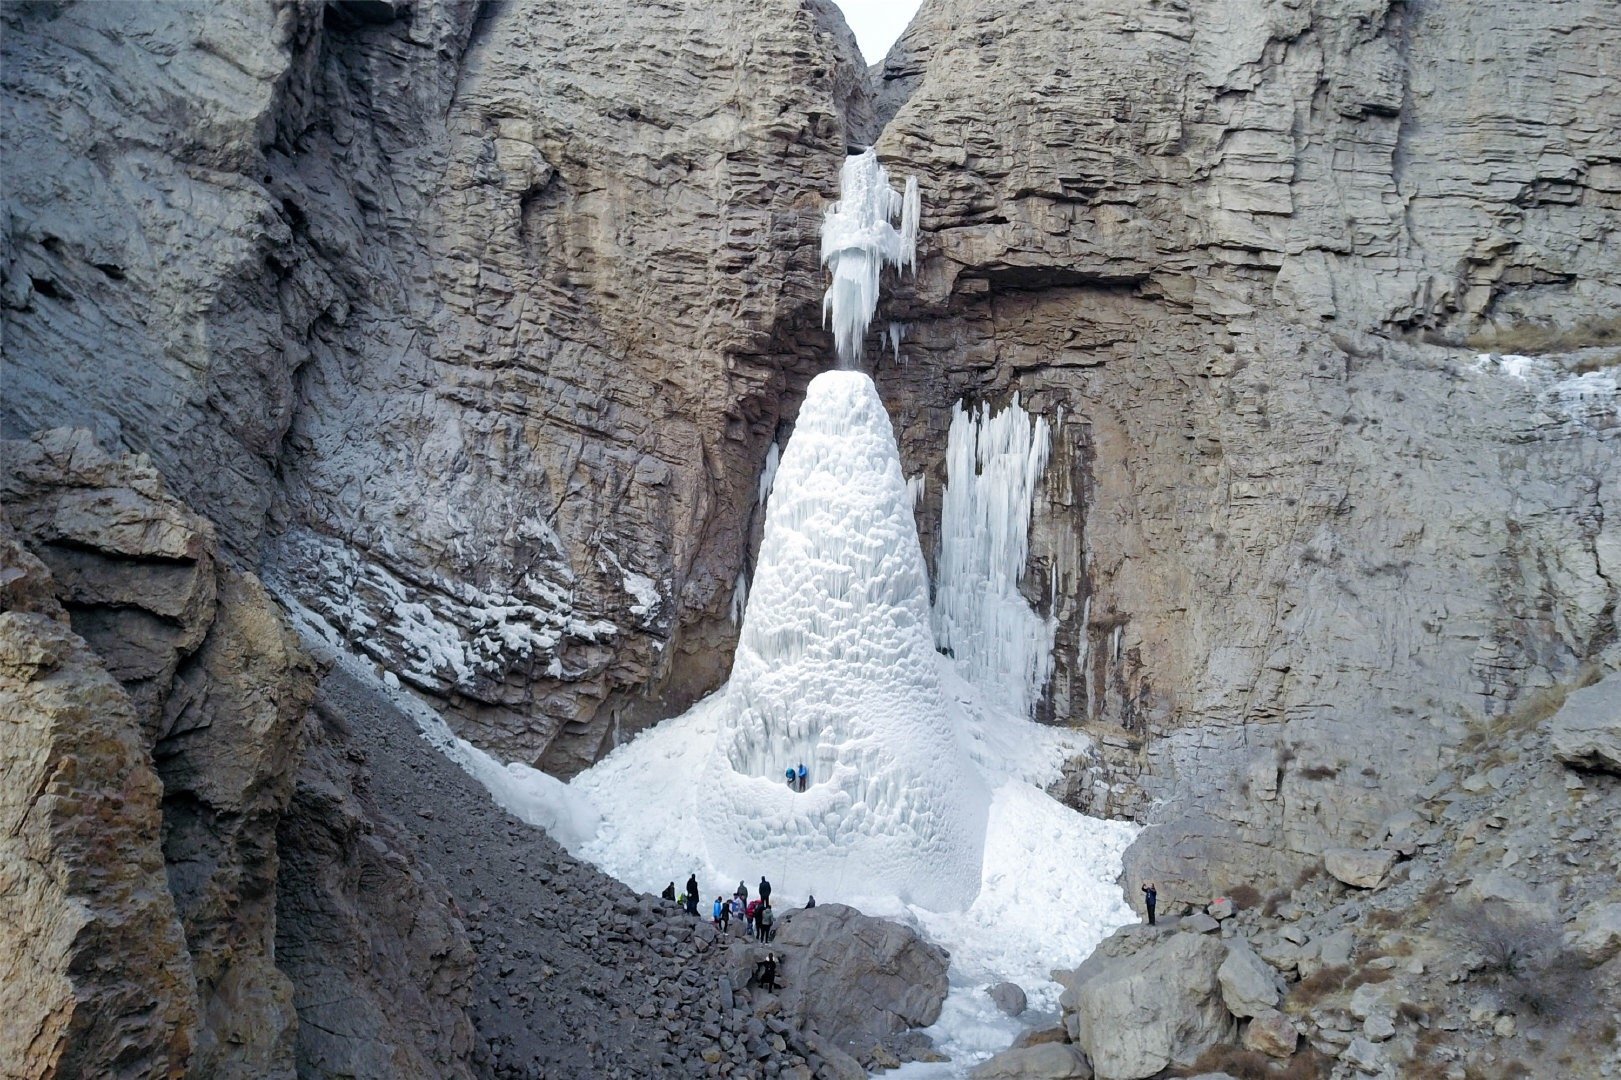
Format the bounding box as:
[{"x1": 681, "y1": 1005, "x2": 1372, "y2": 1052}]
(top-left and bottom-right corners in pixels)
[
  {"x1": 1141, "y1": 881, "x2": 1157, "y2": 927},
  {"x1": 785, "y1": 767, "x2": 796, "y2": 789},
  {"x1": 796, "y1": 762, "x2": 808, "y2": 792}
]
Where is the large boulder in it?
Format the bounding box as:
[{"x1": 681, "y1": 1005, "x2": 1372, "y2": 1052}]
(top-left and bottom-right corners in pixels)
[
  {"x1": 1217, "y1": 939, "x2": 1280, "y2": 1018},
  {"x1": 1241, "y1": 1009, "x2": 1298, "y2": 1059},
  {"x1": 1566, "y1": 902, "x2": 1621, "y2": 967},
  {"x1": 1057, "y1": 927, "x2": 1235, "y2": 1080},
  {"x1": 970, "y1": 1042, "x2": 1093, "y2": 1080},
  {"x1": 1324, "y1": 848, "x2": 1399, "y2": 890},
  {"x1": 1545, "y1": 675, "x2": 1621, "y2": 773},
  {"x1": 770, "y1": 904, "x2": 949, "y2": 1055}
]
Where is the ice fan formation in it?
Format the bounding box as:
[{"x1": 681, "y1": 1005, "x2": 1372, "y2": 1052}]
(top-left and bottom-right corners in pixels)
[
  {"x1": 701, "y1": 370, "x2": 988, "y2": 910},
  {"x1": 821, "y1": 149, "x2": 919, "y2": 366}
]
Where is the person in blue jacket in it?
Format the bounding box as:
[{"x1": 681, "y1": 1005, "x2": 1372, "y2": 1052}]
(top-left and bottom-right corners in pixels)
[{"x1": 796, "y1": 763, "x2": 808, "y2": 792}]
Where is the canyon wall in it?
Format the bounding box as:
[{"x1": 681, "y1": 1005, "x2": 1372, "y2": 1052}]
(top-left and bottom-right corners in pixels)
[
  {"x1": 3, "y1": 0, "x2": 871, "y2": 775},
  {"x1": 873, "y1": 0, "x2": 1621, "y2": 896},
  {"x1": 4, "y1": 0, "x2": 1618, "y2": 913}
]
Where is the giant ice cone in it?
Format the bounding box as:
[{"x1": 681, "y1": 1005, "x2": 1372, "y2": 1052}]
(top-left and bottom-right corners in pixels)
[{"x1": 701, "y1": 370, "x2": 987, "y2": 910}]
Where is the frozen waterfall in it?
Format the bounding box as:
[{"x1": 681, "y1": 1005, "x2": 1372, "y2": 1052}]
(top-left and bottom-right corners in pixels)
[
  {"x1": 700, "y1": 370, "x2": 988, "y2": 910},
  {"x1": 821, "y1": 149, "x2": 919, "y2": 367},
  {"x1": 932, "y1": 397, "x2": 1056, "y2": 719}
]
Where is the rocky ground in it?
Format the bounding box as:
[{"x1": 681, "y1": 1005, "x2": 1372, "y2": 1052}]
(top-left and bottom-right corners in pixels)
[
  {"x1": 0, "y1": 432, "x2": 950, "y2": 1079},
  {"x1": 307, "y1": 660, "x2": 949, "y2": 1078},
  {"x1": 969, "y1": 673, "x2": 1621, "y2": 1080}
]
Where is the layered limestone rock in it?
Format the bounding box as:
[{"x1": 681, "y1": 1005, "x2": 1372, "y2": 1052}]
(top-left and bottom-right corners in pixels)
[
  {"x1": 2, "y1": 0, "x2": 876, "y2": 775},
  {"x1": 869, "y1": 0, "x2": 1621, "y2": 899},
  {"x1": 0, "y1": 528, "x2": 198, "y2": 1079}
]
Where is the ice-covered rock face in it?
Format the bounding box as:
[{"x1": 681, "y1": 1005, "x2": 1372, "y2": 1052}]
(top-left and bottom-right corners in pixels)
[
  {"x1": 702, "y1": 370, "x2": 987, "y2": 911},
  {"x1": 821, "y1": 149, "x2": 919, "y2": 367}
]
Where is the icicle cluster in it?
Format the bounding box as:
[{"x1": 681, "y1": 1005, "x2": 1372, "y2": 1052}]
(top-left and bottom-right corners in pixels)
[
  {"x1": 932, "y1": 397, "x2": 1056, "y2": 719},
  {"x1": 820, "y1": 149, "x2": 919, "y2": 368}
]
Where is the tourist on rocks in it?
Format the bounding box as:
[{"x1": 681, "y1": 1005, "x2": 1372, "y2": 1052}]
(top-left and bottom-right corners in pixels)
[
  {"x1": 661, "y1": 882, "x2": 677, "y2": 902},
  {"x1": 796, "y1": 762, "x2": 807, "y2": 792},
  {"x1": 712, "y1": 896, "x2": 725, "y2": 929},
  {"x1": 719, "y1": 897, "x2": 732, "y2": 932},
  {"x1": 759, "y1": 875, "x2": 772, "y2": 905},
  {"x1": 758, "y1": 901, "x2": 775, "y2": 942},
  {"x1": 685, "y1": 873, "x2": 699, "y2": 916},
  {"x1": 761, "y1": 952, "x2": 779, "y2": 991},
  {"x1": 735, "y1": 880, "x2": 748, "y2": 904},
  {"x1": 1141, "y1": 881, "x2": 1157, "y2": 926},
  {"x1": 805, "y1": 894, "x2": 816, "y2": 909},
  {"x1": 730, "y1": 895, "x2": 745, "y2": 931},
  {"x1": 746, "y1": 898, "x2": 761, "y2": 937}
]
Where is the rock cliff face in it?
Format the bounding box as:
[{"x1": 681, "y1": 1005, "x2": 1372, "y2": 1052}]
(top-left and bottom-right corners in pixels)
[
  {"x1": 870, "y1": 0, "x2": 1621, "y2": 897},
  {"x1": 0, "y1": 524, "x2": 197, "y2": 1079},
  {"x1": 2, "y1": 0, "x2": 872, "y2": 775}
]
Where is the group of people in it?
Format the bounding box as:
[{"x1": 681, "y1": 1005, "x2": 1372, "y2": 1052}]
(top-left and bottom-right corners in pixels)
[
  {"x1": 662, "y1": 875, "x2": 805, "y2": 942},
  {"x1": 783, "y1": 762, "x2": 808, "y2": 792}
]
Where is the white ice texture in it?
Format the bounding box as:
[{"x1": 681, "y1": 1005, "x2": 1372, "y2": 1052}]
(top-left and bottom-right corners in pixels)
[
  {"x1": 932, "y1": 396, "x2": 1056, "y2": 719},
  {"x1": 821, "y1": 149, "x2": 919, "y2": 367},
  {"x1": 700, "y1": 370, "x2": 989, "y2": 911}
]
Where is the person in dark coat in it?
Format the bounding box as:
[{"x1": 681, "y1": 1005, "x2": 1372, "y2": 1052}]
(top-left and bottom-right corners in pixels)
[
  {"x1": 1141, "y1": 882, "x2": 1157, "y2": 926},
  {"x1": 760, "y1": 952, "x2": 778, "y2": 991},
  {"x1": 685, "y1": 873, "x2": 700, "y2": 916},
  {"x1": 661, "y1": 882, "x2": 677, "y2": 902},
  {"x1": 759, "y1": 876, "x2": 772, "y2": 905},
  {"x1": 757, "y1": 902, "x2": 774, "y2": 942},
  {"x1": 796, "y1": 763, "x2": 807, "y2": 792},
  {"x1": 735, "y1": 881, "x2": 748, "y2": 903},
  {"x1": 805, "y1": 894, "x2": 816, "y2": 909}
]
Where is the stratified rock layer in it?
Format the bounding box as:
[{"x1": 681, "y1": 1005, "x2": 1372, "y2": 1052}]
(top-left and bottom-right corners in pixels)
[
  {"x1": 0, "y1": 590, "x2": 197, "y2": 1079},
  {"x1": 871, "y1": 0, "x2": 1621, "y2": 898},
  {"x1": 2, "y1": 0, "x2": 875, "y2": 775}
]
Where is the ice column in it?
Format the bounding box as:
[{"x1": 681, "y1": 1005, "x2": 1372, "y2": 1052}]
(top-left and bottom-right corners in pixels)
[
  {"x1": 702, "y1": 371, "x2": 988, "y2": 911},
  {"x1": 821, "y1": 150, "x2": 919, "y2": 367},
  {"x1": 932, "y1": 397, "x2": 1056, "y2": 719}
]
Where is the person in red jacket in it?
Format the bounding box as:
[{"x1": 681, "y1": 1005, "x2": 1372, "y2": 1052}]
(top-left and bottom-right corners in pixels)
[{"x1": 746, "y1": 898, "x2": 762, "y2": 938}]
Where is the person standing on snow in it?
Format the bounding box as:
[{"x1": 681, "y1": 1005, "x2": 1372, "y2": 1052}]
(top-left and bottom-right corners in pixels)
[
  {"x1": 796, "y1": 763, "x2": 807, "y2": 792},
  {"x1": 759, "y1": 876, "x2": 772, "y2": 905},
  {"x1": 1141, "y1": 881, "x2": 1157, "y2": 926}
]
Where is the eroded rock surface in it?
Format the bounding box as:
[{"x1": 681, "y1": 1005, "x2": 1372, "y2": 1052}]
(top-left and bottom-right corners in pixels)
[
  {"x1": 1057, "y1": 927, "x2": 1235, "y2": 1078},
  {"x1": 0, "y1": 532, "x2": 197, "y2": 1078},
  {"x1": 1545, "y1": 673, "x2": 1621, "y2": 773},
  {"x1": 871, "y1": 0, "x2": 1621, "y2": 902},
  {"x1": 2, "y1": 0, "x2": 876, "y2": 776}
]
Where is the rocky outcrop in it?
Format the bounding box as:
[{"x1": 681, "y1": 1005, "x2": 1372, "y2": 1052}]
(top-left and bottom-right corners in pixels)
[
  {"x1": 1058, "y1": 927, "x2": 1236, "y2": 1079},
  {"x1": 870, "y1": 0, "x2": 1621, "y2": 902},
  {"x1": 1545, "y1": 672, "x2": 1621, "y2": 773},
  {"x1": 0, "y1": 553, "x2": 197, "y2": 1079},
  {"x1": 763, "y1": 902, "x2": 950, "y2": 1059},
  {"x1": 969, "y1": 1042, "x2": 1093, "y2": 1080},
  {"x1": 2, "y1": 429, "x2": 317, "y2": 1077},
  {"x1": 2, "y1": 0, "x2": 877, "y2": 776}
]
